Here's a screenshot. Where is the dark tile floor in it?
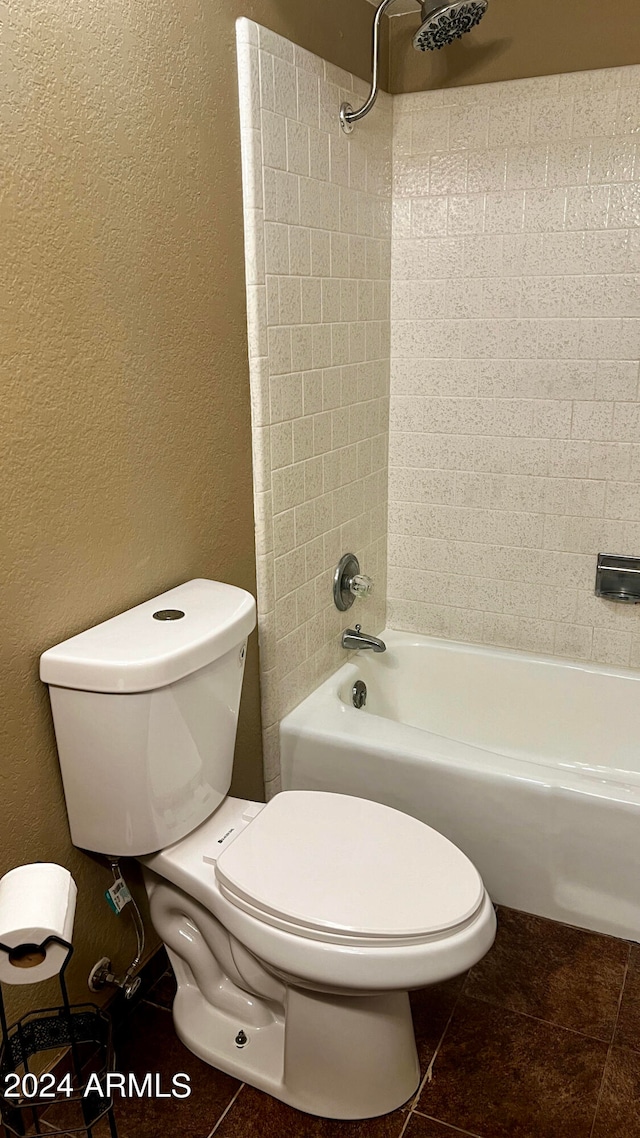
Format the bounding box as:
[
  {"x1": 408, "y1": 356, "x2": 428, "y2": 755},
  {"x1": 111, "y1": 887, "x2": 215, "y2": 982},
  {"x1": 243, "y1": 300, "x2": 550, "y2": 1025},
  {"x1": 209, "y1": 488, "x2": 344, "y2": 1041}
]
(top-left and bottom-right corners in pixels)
[{"x1": 30, "y1": 907, "x2": 640, "y2": 1138}]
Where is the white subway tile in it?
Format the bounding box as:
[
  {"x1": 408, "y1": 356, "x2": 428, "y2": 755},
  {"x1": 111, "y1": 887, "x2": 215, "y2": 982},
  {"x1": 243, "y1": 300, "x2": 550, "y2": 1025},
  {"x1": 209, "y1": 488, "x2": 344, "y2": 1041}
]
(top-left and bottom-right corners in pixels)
[
  {"x1": 565, "y1": 185, "x2": 611, "y2": 231},
  {"x1": 258, "y1": 50, "x2": 275, "y2": 112},
  {"x1": 542, "y1": 231, "x2": 585, "y2": 275},
  {"x1": 446, "y1": 277, "x2": 484, "y2": 318},
  {"x1": 489, "y1": 103, "x2": 531, "y2": 148},
  {"x1": 530, "y1": 95, "x2": 573, "y2": 142},
  {"x1": 286, "y1": 118, "x2": 310, "y2": 176},
  {"x1": 608, "y1": 183, "x2": 640, "y2": 229},
  {"x1": 546, "y1": 141, "x2": 591, "y2": 187},
  {"x1": 595, "y1": 360, "x2": 639, "y2": 400},
  {"x1": 617, "y1": 89, "x2": 640, "y2": 136},
  {"x1": 430, "y1": 152, "x2": 468, "y2": 195},
  {"x1": 542, "y1": 515, "x2": 625, "y2": 554},
  {"x1": 591, "y1": 628, "x2": 632, "y2": 665},
  {"x1": 467, "y1": 148, "x2": 508, "y2": 193},
  {"x1": 548, "y1": 439, "x2": 591, "y2": 477},
  {"x1": 571, "y1": 401, "x2": 614, "y2": 439},
  {"x1": 289, "y1": 227, "x2": 311, "y2": 276},
  {"x1": 449, "y1": 106, "x2": 490, "y2": 150},
  {"x1": 536, "y1": 320, "x2": 580, "y2": 359},
  {"x1": 412, "y1": 108, "x2": 450, "y2": 154},
  {"x1": 583, "y1": 231, "x2": 630, "y2": 274},
  {"x1": 530, "y1": 400, "x2": 573, "y2": 438},
  {"x1": 264, "y1": 221, "x2": 290, "y2": 274},
  {"x1": 392, "y1": 280, "x2": 442, "y2": 321},
  {"x1": 261, "y1": 109, "x2": 287, "y2": 169},
  {"x1": 291, "y1": 327, "x2": 313, "y2": 371},
  {"x1": 273, "y1": 56, "x2": 297, "y2": 118},
  {"x1": 578, "y1": 319, "x2": 631, "y2": 360},
  {"x1": 618, "y1": 66, "x2": 640, "y2": 87},
  {"x1": 589, "y1": 442, "x2": 632, "y2": 480},
  {"x1": 604, "y1": 481, "x2": 640, "y2": 519},
  {"x1": 613, "y1": 402, "x2": 640, "y2": 441},
  {"x1": 515, "y1": 360, "x2": 596, "y2": 400},
  {"x1": 502, "y1": 233, "x2": 544, "y2": 276},
  {"x1": 309, "y1": 128, "x2": 330, "y2": 180},
  {"x1": 565, "y1": 479, "x2": 606, "y2": 516},
  {"x1": 572, "y1": 91, "x2": 619, "y2": 139},
  {"x1": 447, "y1": 194, "x2": 486, "y2": 235},
  {"x1": 589, "y1": 138, "x2": 637, "y2": 184},
  {"x1": 559, "y1": 69, "x2": 620, "y2": 95},
  {"x1": 485, "y1": 191, "x2": 525, "y2": 233},
  {"x1": 554, "y1": 623, "x2": 593, "y2": 660},
  {"x1": 506, "y1": 145, "x2": 549, "y2": 190},
  {"x1": 520, "y1": 277, "x2": 563, "y2": 319},
  {"x1": 411, "y1": 196, "x2": 448, "y2": 237},
  {"x1": 393, "y1": 154, "x2": 431, "y2": 197},
  {"x1": 524, "y1": 187, "x2": 567, "y2": 232}
]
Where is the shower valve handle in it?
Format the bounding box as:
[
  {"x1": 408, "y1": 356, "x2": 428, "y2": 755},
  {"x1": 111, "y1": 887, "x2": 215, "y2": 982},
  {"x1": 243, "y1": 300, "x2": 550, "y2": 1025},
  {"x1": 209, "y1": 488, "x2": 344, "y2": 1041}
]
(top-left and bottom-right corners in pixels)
[
  {"x1": 333, "y1": 554, "x2": 373, "y2": 611},
  {"x1": 350, "y1": 574, "x2": 374, "y2": 599}
]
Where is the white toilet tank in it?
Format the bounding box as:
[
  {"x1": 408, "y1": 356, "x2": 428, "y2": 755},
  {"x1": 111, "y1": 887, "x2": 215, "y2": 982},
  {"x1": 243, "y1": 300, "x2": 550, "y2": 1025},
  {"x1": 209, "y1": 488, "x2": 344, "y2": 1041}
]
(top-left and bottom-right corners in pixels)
[{"x1": 40, "y1": 580, "x2": 256, "y2": 857}]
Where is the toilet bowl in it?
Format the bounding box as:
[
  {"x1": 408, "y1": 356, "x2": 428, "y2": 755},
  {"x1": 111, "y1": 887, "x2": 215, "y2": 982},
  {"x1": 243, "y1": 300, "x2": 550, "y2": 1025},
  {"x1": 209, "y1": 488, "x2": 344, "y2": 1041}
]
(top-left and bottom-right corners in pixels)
[
  {"x1": 40, "y1": 579, "x2": 496, "y2": 1119},
  {"x1": 142, "y1": 791, "x2": 495, "y2": 1118}
]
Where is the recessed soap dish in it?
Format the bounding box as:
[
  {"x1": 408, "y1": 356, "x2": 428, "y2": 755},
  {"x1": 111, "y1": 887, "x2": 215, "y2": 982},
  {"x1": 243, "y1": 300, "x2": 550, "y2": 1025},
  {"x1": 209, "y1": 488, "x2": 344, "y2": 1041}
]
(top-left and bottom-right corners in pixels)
[{"x1": 595, "y1": 553, "x2": 640, "y2": 604}]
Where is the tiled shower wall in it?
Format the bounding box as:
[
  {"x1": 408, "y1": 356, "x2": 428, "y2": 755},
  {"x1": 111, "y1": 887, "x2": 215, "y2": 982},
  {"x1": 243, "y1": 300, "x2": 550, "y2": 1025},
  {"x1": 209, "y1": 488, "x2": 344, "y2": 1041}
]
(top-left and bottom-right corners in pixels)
[
  {"x1": 236, "y1": 20, "x2": 391, "y2": 795},
  {"x1": 389, "y1": 66, "x2": 640, "y2": 666}
]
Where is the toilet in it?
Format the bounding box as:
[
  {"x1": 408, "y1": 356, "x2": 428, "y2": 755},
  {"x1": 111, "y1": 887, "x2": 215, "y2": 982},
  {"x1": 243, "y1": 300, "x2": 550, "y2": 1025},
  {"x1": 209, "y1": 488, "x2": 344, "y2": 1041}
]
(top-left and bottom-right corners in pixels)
[{"x1": 40, "y1": 579, "x2": 496, "y2": 1120}]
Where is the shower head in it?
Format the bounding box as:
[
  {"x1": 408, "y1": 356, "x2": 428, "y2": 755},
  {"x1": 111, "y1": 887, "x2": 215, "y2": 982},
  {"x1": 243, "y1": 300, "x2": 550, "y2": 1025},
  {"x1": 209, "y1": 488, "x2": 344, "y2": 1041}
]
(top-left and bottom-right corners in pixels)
[
  {"x1": 413, "y1": 0, "x2": 489, "y2": 51},
  {"x1": 339, "y1": 0, "x2": 489, "y2": 134}
]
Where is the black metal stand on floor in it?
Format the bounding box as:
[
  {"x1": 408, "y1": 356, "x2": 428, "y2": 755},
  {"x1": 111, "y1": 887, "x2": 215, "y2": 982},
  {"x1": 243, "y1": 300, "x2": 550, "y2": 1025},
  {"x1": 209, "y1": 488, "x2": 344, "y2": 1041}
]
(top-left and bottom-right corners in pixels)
[{"x1": 0, "y1": 937, "x2": 118, "y2": 1137}]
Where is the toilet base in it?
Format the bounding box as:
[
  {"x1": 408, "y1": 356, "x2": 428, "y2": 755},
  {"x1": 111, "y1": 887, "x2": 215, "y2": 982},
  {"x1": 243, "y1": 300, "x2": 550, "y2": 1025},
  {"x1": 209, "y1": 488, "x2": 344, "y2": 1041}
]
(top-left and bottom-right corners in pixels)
[
  {"x1": 146, "y1": 872, "x2": 421, "y2": 1118},
  {"x1": 171, "y1": 971, "x2": 420, "y2": 1119}
]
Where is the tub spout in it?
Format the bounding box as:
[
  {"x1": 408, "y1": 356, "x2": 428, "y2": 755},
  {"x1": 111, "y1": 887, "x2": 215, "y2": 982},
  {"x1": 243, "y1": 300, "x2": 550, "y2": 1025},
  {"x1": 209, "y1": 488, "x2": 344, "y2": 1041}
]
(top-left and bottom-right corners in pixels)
[{"x1": 342, "y1": 624, "x2": 386, "y2": 653}]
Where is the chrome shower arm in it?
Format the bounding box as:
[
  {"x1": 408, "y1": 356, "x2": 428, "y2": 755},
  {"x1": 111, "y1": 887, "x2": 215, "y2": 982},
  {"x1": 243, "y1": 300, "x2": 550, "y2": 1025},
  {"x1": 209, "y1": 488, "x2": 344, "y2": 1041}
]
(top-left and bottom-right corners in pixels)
[
  {"x1": 340, "y1": 0, "x2": 489, "y2": 132},
  {"x1": 340, "y1": 0, "x2": 412, "y2": 134}
]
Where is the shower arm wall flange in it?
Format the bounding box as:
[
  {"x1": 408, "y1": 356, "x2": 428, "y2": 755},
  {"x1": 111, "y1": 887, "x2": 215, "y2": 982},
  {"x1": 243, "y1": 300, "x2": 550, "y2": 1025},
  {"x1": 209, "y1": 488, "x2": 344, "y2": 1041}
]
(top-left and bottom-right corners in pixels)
[{"x1": 340, "y1": 0, "x2": 414, "y2": 134}]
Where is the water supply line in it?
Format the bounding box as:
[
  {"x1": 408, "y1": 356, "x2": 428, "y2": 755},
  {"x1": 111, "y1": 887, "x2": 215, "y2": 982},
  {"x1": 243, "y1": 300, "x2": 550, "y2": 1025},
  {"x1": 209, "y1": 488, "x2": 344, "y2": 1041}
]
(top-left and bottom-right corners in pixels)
[{"x1": 88, "y1": 858, "x2": 145, "y2": 1000}]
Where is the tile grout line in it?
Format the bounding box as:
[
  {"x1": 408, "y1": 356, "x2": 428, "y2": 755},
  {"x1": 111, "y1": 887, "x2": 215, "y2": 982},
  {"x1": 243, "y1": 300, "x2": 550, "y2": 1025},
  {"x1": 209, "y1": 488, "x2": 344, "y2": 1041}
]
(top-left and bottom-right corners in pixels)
[
  {"x1": 587, "y1": 942, "x2": 632, "y2": 1138},
  {"x1": 397, "y1": 1109, "x2": 414, "y2": 1137},
  {"x1": 408, "y1": 926, "x2": 632, "y2": 1138},
  {"x1": 411, "y1": 1109, "x2": 485, "y2": 1138},
  {"x1": 407, "y1": 978, "x2": 468, "y2": 1115},
  {"x1": 206, "y1": 1082, "x2": 245, "y2": 1137},
  {"x1": 459, "y1": 987, "x2": 630, "y2": 1043}
]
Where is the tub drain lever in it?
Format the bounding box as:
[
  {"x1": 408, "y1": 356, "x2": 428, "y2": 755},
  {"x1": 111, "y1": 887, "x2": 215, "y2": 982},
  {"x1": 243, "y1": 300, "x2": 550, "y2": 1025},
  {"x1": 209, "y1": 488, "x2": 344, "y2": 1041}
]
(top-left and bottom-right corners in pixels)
[{"x1": 352, "y1": 680, "x2": 367, "y2": 709}]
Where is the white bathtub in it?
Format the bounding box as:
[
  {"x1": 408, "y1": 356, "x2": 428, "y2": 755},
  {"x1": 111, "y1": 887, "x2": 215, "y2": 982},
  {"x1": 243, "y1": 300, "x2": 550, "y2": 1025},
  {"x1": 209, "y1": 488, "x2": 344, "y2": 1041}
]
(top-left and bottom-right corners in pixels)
[{"x1": 280, "y1": 630, "x2": 640, "y2": 942}]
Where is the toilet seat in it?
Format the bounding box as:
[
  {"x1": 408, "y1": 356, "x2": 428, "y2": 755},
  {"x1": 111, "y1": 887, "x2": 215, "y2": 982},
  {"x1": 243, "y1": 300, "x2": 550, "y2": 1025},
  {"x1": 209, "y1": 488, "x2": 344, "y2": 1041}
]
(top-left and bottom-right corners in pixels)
[
  {"x1": 143, "y1": 794, "x2": 496, "y2": 992},
  {"x1": 215, "y1": 791, "x2": 484, "y2": 948}
]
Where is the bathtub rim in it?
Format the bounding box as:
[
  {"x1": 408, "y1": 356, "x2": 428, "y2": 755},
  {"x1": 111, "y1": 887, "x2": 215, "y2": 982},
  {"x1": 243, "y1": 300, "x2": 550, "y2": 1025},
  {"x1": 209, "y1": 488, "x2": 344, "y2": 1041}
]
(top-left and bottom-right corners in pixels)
[{"x1": 280, "y1": 628, "x2": 640, "y2": 804}]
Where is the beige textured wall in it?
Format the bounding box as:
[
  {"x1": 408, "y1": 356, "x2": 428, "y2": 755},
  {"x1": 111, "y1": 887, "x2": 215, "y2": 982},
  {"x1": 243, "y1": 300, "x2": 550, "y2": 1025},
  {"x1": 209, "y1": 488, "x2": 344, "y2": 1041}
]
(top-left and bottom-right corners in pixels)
[
  {"x1": 1, "y1": 0, "x2": 376, "y2": 1013},
  {"x1": 389, "y1": 0, "x2": 640, "y2": 93}
]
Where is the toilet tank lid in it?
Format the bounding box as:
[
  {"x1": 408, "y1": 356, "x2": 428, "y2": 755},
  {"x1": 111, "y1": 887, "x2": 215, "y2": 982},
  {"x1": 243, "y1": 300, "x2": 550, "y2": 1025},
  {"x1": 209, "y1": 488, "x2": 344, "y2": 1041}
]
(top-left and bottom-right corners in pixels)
[{"x1": 39, "y1": 579, "x2": 256, "y2": 694}]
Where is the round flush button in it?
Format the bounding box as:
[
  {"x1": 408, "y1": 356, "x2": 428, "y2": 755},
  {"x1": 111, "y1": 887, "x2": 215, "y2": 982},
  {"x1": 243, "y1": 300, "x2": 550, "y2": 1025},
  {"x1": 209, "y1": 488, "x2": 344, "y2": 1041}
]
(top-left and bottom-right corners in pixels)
[{"x1": 153, "y1": 609, "x2": 185, "y2": 621}]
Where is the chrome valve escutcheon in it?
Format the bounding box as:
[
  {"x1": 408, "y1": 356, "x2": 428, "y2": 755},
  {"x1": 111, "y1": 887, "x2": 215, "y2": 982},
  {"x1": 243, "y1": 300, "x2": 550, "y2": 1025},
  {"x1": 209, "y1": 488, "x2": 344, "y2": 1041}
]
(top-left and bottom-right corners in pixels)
[{"x1": 333, "y1": 554, "x2": 374, "y2": 611}]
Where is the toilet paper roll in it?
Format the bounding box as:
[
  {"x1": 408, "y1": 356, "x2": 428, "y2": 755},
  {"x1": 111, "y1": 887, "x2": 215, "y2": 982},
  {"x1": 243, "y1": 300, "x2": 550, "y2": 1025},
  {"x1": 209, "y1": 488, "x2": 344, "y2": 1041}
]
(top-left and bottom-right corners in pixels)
[{"x1": 0, "y1": 863, "x2": 77, "y2": 985}]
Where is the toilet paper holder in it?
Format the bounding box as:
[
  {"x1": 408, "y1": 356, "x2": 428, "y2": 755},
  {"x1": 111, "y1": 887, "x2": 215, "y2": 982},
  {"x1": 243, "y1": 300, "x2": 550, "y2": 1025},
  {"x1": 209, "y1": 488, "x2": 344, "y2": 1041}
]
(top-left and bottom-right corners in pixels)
[{"x1": 0, "y1": 936, "x2": 119, "y2": 1137}]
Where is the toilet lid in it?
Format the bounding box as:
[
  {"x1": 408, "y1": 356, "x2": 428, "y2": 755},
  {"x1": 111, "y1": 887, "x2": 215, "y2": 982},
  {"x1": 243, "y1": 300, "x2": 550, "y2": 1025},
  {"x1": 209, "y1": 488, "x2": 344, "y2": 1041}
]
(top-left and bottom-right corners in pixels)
[{"x1": 215, "y1": 791, "x2": 484, "y2": 946}]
